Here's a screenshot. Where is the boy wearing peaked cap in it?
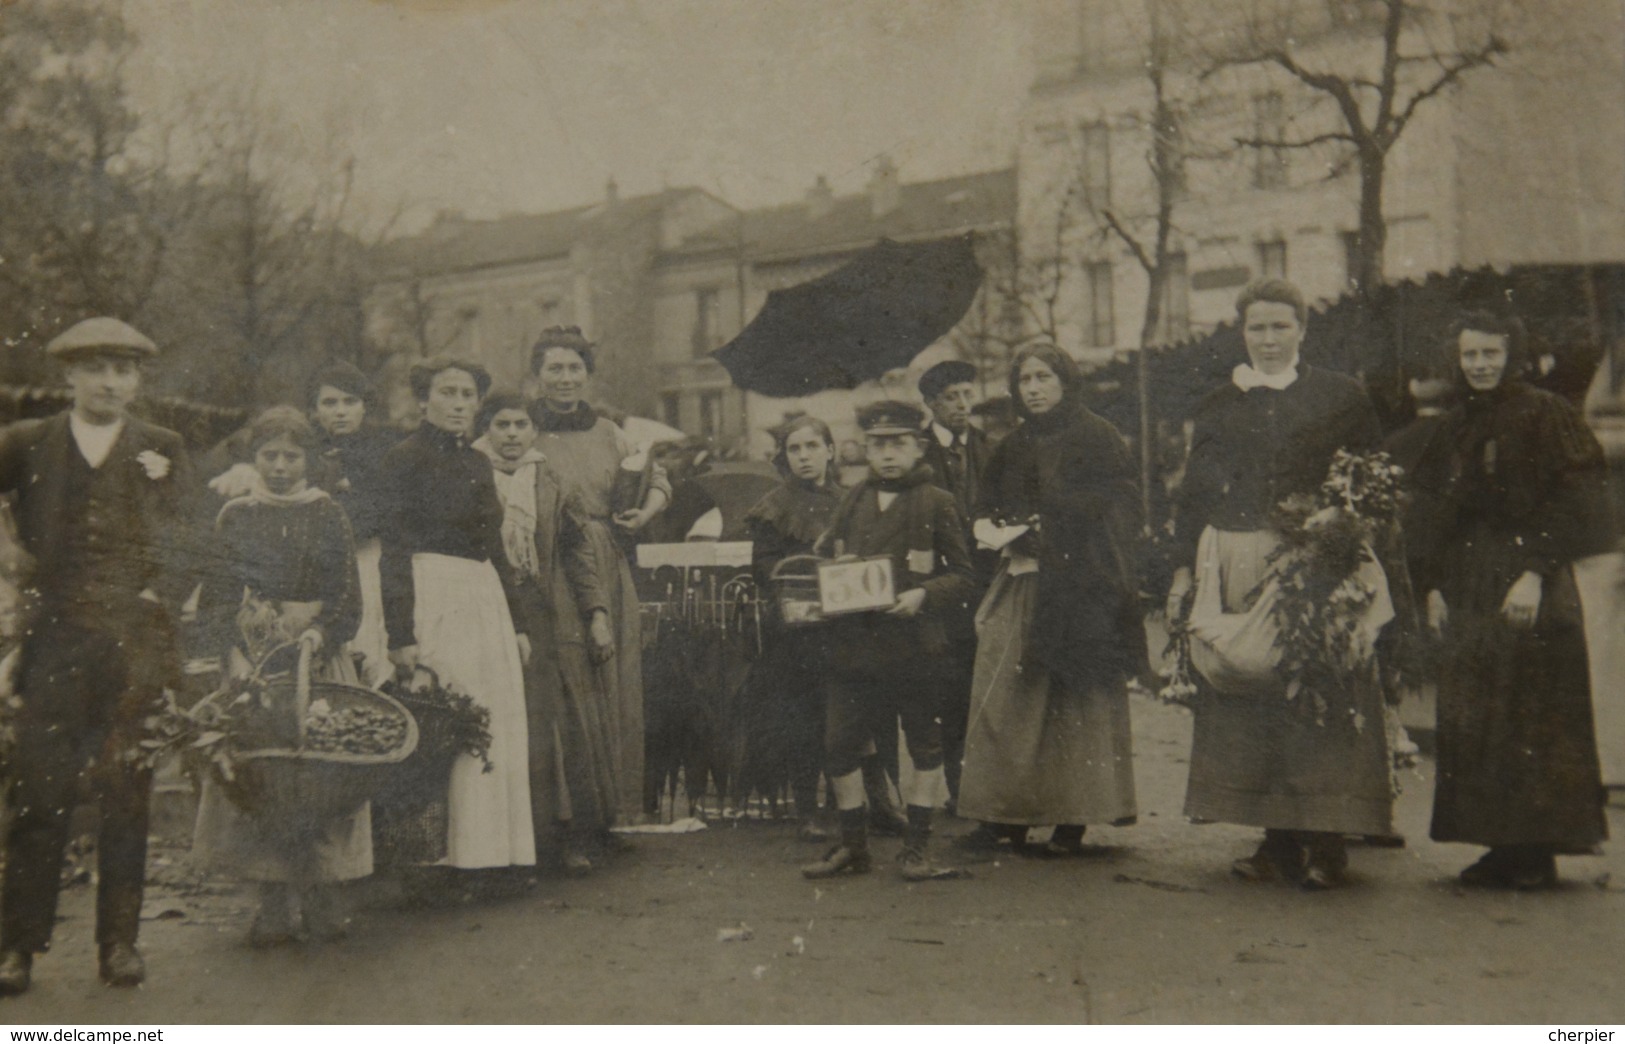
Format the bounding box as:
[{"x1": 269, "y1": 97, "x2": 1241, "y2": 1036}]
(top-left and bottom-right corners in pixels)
[
  {"x1": 801, "y1": 401, "x2": 973, "y2": 882},
  {"x1": 0, "y1": 319, "x2": 195, "y2": 997}
]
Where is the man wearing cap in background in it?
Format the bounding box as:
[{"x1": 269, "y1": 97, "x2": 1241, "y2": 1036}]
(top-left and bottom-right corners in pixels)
[
  {"x1": 0, "y1": 318, "x2": 195, "y2": 996},
  {"x1": 801, "y1": 400, "x2": 974, "y2": 883},
  {"x1": 917, "y1": 360, "x2": 993, "y2": 812}
]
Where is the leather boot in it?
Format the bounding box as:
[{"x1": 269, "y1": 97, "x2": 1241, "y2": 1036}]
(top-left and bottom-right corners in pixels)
[
  {"x1": 98, "y1": 942, "x2": 145, "y2": 988},
  {"x1": 1232, "y1": 830, "x2": 1304, "y2": 883},
  {"x1": 862, "y1": 759, "x2": 908, "y2": 836},
  {"x1": 898, "y1": 805, "x2": 965, "y2": 881},
  {"x1": 0, "y1": 951, "x2": 32, "y2": 997},
  {"x1": 1301, "y1": 832, "x2": 1349, "y2": 891},
  {"x1": 801, "y1": 807, "x2": 872, "y2": 879}
]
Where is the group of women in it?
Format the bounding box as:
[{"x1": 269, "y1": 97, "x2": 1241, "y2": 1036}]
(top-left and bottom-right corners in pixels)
[
  {"x1": 746, "y1": 278, "x2": 1615, "y2": 893},
  {"x1": 190, "y1": 327, "x2": 669, "y2": 943},
  {"x1": 187, "y1": 278, "x2": 1616, "y2": 941}
]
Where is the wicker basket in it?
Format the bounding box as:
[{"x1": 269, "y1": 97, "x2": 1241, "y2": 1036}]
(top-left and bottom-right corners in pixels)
[
  {"x1": 769, "y1": 554, "x2": 827, "y2": 628},
  {"x1": 197, "y1": 643, "x2": 418, "y2": 843}
]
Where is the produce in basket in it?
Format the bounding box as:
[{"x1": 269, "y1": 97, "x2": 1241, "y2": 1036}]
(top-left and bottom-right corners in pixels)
[{"x1": 303, "y1": 700, "x2": 411, "y2": 756}]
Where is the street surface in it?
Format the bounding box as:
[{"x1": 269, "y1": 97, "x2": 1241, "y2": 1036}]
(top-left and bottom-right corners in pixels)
[{"x1": 6, "y1": 694, "x2": 1622, "y2": 1024}]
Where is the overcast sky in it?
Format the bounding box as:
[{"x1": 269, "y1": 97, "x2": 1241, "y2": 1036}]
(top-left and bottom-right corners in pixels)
[{"x1": 123, "y1": 0, "x2": 1033, "y2": 233}]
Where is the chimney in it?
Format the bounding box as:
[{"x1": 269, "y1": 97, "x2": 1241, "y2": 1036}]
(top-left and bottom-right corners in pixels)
[
  {"x1": 867, "y1": 155, "x2": 900, "y2": 218},
  {"x1": 805, "y1": 174, "x2": 835, "y2": 219}
]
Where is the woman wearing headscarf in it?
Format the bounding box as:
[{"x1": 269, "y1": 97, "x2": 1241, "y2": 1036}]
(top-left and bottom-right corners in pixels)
[
  {"x1": 736, "y1": 413, "x2": 844, "y2": 838},
  {"x1": 1165, "y1": 279, "x2": 1389, "y2": 890},
  {"x1": 472, "y1": 392, "x2": 617, "y2": 872},
  {"x1": 526, "y1": 326, "x2": 670, "y2": 825},
  {"x1": 378, "y1": 359, "x2": 535, "y2": 870},
  {"x1": 956, "y1": 342, "x2": 1143, "y2": 856},
  {"x1": 1417, "y1": 312, "x2": 1616, "y2": 888}
]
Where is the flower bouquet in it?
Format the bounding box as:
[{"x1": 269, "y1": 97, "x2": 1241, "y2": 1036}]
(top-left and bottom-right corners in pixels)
[{"x1": 1163, "y1": 450, "x2": 1402, "y2": 726}]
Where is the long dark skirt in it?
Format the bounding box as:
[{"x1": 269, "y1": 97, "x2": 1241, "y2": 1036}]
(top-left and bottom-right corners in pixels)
[
  {"x1": 1432, "y1": 563, "x2": 1608, "y2": 849},
  {"x1": 1183, "y1": 528, "x2": 1394, "y2": 836}
]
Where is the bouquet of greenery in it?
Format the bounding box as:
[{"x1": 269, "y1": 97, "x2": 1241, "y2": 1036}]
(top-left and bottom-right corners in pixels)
[{"x1": 1260, "y1": 450, "x2": 1404, "y2": 728}]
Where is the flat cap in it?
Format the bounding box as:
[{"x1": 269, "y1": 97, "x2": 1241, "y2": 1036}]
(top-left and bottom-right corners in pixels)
[
  {"x1": 46, "y1": 318, "x2": 157, "y2": 359},
  {"x1": 856, "y1": 399, "x2": 926, "y2": 436},
  {"x1": 918, "y1": 360, "x2": 978, "y2": 400}
]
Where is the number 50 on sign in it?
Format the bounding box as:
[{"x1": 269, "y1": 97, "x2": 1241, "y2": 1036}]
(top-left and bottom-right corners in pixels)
[{"x1": 818, "y1": 556, "x2": 896, "y2": 615}]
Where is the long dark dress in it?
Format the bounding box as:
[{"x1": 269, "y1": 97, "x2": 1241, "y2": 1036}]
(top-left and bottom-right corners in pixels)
[
  {"x1": 957, "y1": 401, "x2": 1144, "y2": 826},
  {"x1": 1174, "y1": 365, "x2": 1393, "y2": 835},
  {"x1": 734, "y1": 476, "x2": 843, "y2": 812},
  {"x1": 191, "y1": 492, "x2": 369, "y2": 881},
  {"x1": 1420, "y1": 380, "x2": 1617, "y2": 849}
]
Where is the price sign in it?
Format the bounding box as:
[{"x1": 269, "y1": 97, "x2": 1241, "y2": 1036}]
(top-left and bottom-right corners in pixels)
[{"x1": 817, "y1": 556, "x2": 896, "y2": 616}]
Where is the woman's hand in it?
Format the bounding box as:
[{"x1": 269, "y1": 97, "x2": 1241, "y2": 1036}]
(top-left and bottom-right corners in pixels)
[
  {"x1": 1425, "y1": 589, "x2": 1449, "y2": 636},
  {"x1": 297, "y1": 628, "x2": 324, "y2": 654},
  {"x1": 588, "y1": 610, "x2": 615, "y2": 664},
  {"x1": 516, "y1": 632, "x2": 532, "y2": 667},
  {"x1": 1501, "y1": 571, "x2": 1543, "y2": 629},
  {"x1": 1165, "y1": 567, "x2": 1193, "y2": 621},
  {"x1": 885, "y1": 588, "x2": 927, "y2": 618},
  {"x1": 613, "y1": 507, "x2": 653, "y2": 533}
]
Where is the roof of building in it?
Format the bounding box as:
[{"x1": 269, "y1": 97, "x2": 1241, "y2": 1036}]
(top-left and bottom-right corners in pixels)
[
  {"x1": 373, "y1": 187, "x2": 708, "y2": 281},
  {"x1": 742, "y1": 167, "x2": 1014, "y2": 263},
  {"x1": 374, "y1": 168, "x2": 1017, "y2": 281}
]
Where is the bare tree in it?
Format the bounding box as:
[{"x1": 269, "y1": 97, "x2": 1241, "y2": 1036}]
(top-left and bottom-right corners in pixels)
[{"x1": 1203, "y1": 0, "x2": 1511, "y2": 296}]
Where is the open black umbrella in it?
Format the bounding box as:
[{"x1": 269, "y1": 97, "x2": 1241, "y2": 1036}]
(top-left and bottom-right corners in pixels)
[{"x1": 713, "y1": 234, "x2": 984, "y2": 397}]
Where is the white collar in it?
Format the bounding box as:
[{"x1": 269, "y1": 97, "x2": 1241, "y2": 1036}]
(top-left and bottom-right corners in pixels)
[
  {"x1": 1232, "y1": 362, "x2": 1300, "y2": 392},
  {"x1": 932, "y1": 422, "x2": 961, "y2": 448},
  {"x1": 69, "y1": 412, "x2": 125, "y2": 468}
]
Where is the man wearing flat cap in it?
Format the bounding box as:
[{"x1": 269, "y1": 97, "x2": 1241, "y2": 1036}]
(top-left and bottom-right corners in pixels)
[
  {"x1": 0, "y1": 318, "x2": 195, "y2": 996},
  {"x1": 917, "y1": 359, "x2": 993, "y2": 811},
  {"x1": 802, "y1": 400, "x2": 974, "y2": 883}
]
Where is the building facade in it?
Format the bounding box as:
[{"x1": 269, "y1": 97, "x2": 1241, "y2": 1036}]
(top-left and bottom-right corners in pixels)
[
  {"x1": 1020, "y1": 0, "x2": 1625, "y2": 416},
  {"x1": 366, "y1": 165, "x2": 1016, "y2": 458}
]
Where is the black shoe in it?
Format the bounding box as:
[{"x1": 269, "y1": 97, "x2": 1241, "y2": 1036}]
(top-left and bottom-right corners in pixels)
[
  {"x1": 1232, "y1": 833, "x2": 1304, "y2": 884},
  {"x1": 98, "y1": 943, "x2": 145, "y2": 988},
  {"x1": 1300, "y1": 864, "x2": 1347, "y2": 891},
  {"x1": 800, "y1": 845, "x2": 873, "y2": 879},
  {"x1": 898, "y1": 847, "x2": 967, "y2": 882},
  {"x1": 0, "y1": 951, "x2": 31, "y2": 997},
  {"x1": 1507, "y1": 850, "x2": 1559, "y2": 891},
  {"x1": 302, "y1": 886, "x2": 352, "y2": 943},
  {"x1": 1458, "y1": 848, "x2": 1516, "y2": 889}
]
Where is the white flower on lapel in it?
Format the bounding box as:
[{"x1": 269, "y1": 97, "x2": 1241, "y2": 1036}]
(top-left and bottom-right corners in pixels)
[{"x1": 136, "y1": 450, "x2": 171, "y2": 480}]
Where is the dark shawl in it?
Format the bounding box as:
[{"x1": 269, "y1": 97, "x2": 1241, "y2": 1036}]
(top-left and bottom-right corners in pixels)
[{"x1": 977, "y1": 400, "x2": 1147, "y2": 686}]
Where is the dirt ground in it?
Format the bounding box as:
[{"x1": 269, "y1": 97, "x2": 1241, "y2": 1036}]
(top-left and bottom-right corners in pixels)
[{"x1": 4, "y1": 693, "x2": 1623, "y2": 1025}]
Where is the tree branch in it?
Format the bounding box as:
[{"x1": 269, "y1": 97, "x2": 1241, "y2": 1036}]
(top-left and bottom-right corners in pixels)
[
  {"x1": 1386, "y1": 35, "x2": 1508, "y2": 143},
  {"x1": 1099, "y1": 209, "x2": 1155, "y2": 276},
  {"x1": 1233, "y1": 131, "x2": 1358, "y2": 150}
]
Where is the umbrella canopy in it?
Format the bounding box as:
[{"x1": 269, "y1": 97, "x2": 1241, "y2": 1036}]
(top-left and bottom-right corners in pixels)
[
  {"x1": 713, "y1": 234, "x2": 983, "y2": 397},
  {"x1": 693, "y1": 462, "x2": 782, "y2": 541}
]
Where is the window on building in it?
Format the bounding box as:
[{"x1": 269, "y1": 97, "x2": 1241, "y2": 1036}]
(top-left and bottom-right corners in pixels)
[
  {"x1": 661, "y1": 392, "x2": 682, "y2": 431},
  {"x1": 1252, "y1": 92, "x2": 1289, "y2": 190},
  {"x1": 1161, "y1": 252, "x2": 1190, "y2": 342},
  {"x1": 1257, "y1": 239, "x2": 1288, "y2": 280},
  {"x1": 698, "y1": 390, "x2": 724, "y2": 441},
  {"x1": 1076, "y1": 0, "x2": 1113, "y2": 73},
  {"x1": 1086, "y1": 261, "x2": 1115, "y2": 348},
  {"x1": 692, "y1": 287, "x2": 723, "y2": 357},
  {"x1": 1079, "y1": 121, "x2": 1111, "y2": 208}
]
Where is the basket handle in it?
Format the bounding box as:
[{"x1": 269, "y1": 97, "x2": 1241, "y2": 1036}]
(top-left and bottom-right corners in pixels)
[{"x1": 769, "y1": 554, "x2": 825, "y2": 581}]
